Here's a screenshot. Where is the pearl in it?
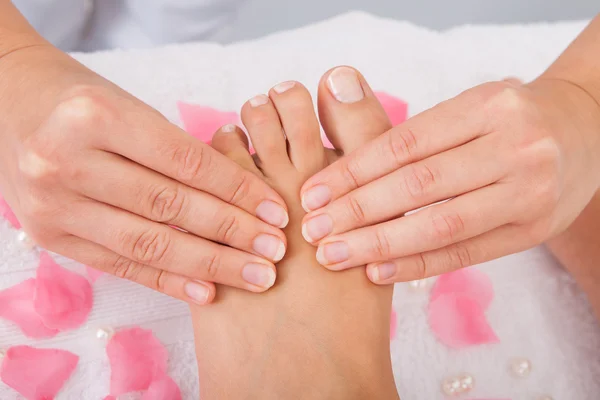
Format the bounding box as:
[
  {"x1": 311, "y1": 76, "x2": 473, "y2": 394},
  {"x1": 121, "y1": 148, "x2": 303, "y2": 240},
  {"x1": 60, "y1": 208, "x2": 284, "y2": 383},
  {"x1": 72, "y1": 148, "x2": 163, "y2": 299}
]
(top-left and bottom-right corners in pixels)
[
  {"x1": 96, "y1": 327, "x2": 115, "y2": 340},
  {"x1": 442, "y1": 374, "x2": 474, "y2": 396},
  {"x1": 17, "y1": 230, "x2": 35, "y2": 249},
  {"x1": 408, "y1": 279, "x2": 428, "y2": 289},
  {"x1": 459, "y1": 374, "x2": 474, "y2": 390},
  {"x1": 510, "y1": 357, "x2": 532, "y2": 378}
]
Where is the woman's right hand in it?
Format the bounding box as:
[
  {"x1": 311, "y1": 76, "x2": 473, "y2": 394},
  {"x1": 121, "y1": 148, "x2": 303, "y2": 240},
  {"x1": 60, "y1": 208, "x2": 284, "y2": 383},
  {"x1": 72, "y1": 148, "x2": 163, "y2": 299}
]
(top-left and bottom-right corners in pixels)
[{"x1": 0, "y1": 44, "x2": 289, "y2": 305}]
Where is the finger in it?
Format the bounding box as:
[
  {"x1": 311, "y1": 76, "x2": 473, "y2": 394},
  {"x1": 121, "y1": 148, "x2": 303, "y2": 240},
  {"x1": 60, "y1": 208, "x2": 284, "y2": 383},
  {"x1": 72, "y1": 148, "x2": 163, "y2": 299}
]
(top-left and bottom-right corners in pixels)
[
  {"x1": 71, "y1": 152, "x2": 286, "y2": 263},
  {"x1": 301, "y1": 134, "x2": 506, "y2": 243},
  {"x1": 315, "y1": 183, "x2": 515, "y2": 270},
  {"x1": 64, "y1": 199, "x2": 277, "y2": 292},
  {"x1": 211, "y1": 124, "x2": 262, "y2": 175},
  {"x1": 55, "y1": 235, "x2": 217, "y2": 305},
  {"x1": 365, "y1": 224, "x2": 533, "y2": 283},
  {"x1": 300, "y1": 82, "x2": 501, "y2": 212}
]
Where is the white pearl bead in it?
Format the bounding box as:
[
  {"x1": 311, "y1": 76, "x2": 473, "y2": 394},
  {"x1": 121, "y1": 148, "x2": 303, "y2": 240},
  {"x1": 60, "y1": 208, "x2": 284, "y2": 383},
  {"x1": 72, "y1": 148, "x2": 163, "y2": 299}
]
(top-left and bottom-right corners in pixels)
[
  {"x1": 510, "y1": 357, "x2": 532, "y2": 378},
  {"x1": 442, "y1": 374, "x2": 474, "y2": 396},
  {"x1": 459, "y1": 374, "x2": 474, "y2": 390},
  {"x1": 96, "y1": 327, "x2": 115, "y2": 340},
  {"x1": 17, "y1": 230, "x2": 35, "y2": 249}
]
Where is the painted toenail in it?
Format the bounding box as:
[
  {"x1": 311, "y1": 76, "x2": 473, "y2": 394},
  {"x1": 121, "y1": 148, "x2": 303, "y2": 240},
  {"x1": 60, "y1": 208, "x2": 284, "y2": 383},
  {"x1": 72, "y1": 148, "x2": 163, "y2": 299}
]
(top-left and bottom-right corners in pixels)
[
  {"x1": 327, "y1": 67, "x2": 364, "y2": 104},
  {"x1": 302, "y1": 214, "x2": 333, "y2": 243},
  {"x1": 256, "y1": 200, "x2": 289, "y2": 228},
  {"x1": 184, "y1": 281, "x2": 210, "y2": 305},
  {"x1": 368, "y1": 263, "x2": 396, "y2": 282},
  {"x1": 249, "y1": 94, "x2": 269, "y2": 107},
  {"x1": 242, "y1": 263, "x2": 276, "y2": 289},
  {"x1": 316, "y1": 241, "x2": 349, "y2": 265},
  {"x1": 273, "y1": 81, "x2": 296, "y2": 94},
  {"x1": 221, "y1": 124, "x2": 237, "y2": 133},
  {"x1": 253, "y1": 234, "x2": 286, "y2": 262},
  {"x1": 301, "y1": 185, "x2": 331, "y2": 211}
]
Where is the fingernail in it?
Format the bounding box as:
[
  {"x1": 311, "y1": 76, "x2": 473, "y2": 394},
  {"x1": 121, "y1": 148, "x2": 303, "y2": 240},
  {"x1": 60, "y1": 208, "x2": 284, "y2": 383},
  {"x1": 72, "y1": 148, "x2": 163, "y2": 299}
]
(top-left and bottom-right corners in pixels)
[
  {"x1": 302, "y1": 214, "x2": 333, "y2": 243},
  {"x1": 249, "y1": 94, "x2": 269, "y2": 107},
  {"x1": 273, "y1": 81, "x2": 296, "y2": 94},
  {"x1": 242, "y1": 263, "x2": 276, "y2": 289},
  {"x1": 221, "y1": 124, "x2": 237, "y2": 133},
  {"x1": 327, "y1": 67, "x2": 364, "y2": 104},
  {"x1": 301, "y1": 185, "x2": 331, "y2": 211},
  {"x1": 184, "y1": 281, "x2": 210, "y2": 305},
  {"x1": 253, "y1": 234, "x2": 286, "y2": 262},
  {"x1": 256, "y1": 200, "x2": 289, "y2": 228},
  {"x1": 369, "y1": 263, "x2": 396, "y2": 282},
  {"x1": 316, "y1": 241, "x2": 349, "y2": 265}
]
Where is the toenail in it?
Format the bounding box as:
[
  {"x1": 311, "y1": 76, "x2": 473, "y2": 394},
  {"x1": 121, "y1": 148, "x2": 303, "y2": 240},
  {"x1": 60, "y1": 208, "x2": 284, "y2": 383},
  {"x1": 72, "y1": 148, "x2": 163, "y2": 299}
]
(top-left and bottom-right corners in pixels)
[
  {"x1": 253, "y1": 234, "x2": 286, "y2": 262},
  {"x1": 327, "y1": 67, "x2": 365, "y2": 104},
  {"x1": 249, "y1": 94, "x2": 269, "y2": 107},
  {"x1": 242, "y1": 263, "x2": 276, "y2": 289},
  {"x1": 221, "y1": 124, "x2": 237, "y2": 133},
  {"x1": 301, "y1": 185, "x2": 331, "y2": 211},
  {"x1": 302, "y1": 214, "x2": 333, "y2": 243},
  {"x1": 272, "y1": 81, "x2": 296, "y2": 94},
  {"x1": 368, "y1": 263, "x2": 396, "y2": 282},
  {"x1": 316, "y1": 241, "x2": 349, "y2": 265},
  {"x1": 184, "y1": 281, "x2": 210, "y2": 305},
  {"x1": 256, "y1": 200, "x2": 289, "y2": 228}
]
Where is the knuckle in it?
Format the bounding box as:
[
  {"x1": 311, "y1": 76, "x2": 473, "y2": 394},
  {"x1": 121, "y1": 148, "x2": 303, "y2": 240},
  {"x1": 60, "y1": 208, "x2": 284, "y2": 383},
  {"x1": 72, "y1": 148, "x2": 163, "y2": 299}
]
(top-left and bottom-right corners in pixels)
[
  {"x1": 201, "y1": 252, "x2": 222, "y2": 280},
  {"x1": 388, "y1": 128, "x2": 418, "y2": 166},
  {"x1": 53, "y1": 86, "x2": 114, "y2": 131},
  {"x1": 446, "y1": 243, "x2": 473, "y2": 270},
  {"x1": 404, "y1": 163, "x2": 437, "y2": 200},
  {"x1": 170, "y1": 144, "x2": 208, "y2": 183},
  {"x1": 228, "y1": 174, "x2": 250, "y2": 206},
  {"x1": 341, "y1": 159, "x2": 361, "y2": 189},
  {"x1": 148, "y1": 186, "x2": 187, "y2": 223},
  {"x1": 486, "y1": 86, "x2": 534, "y2": 121},
  {"x1": 430, "y1": 213, "x2": 465, "y2": 244},
  {"x1": 152, "y1": 269, "x2": 169, "y2": 293},
  {"x1": 215, "y1": 213, "x2": 240, "y2": 244},
  {"x1": 414, "y1": 253, "x2": 428, "y2": 280},
  {"x1": 346, "y1": 195, "x2": 367, "y2": 225},
  {"x1": 112, "y1": 256, "x2": 143, "y2": 281},
  {"x1": 372, "y1": 228, "x2": 392, "y2": 259},
  {"x1": 123, "y1": 229, "x2": 171, "y2": 264}
]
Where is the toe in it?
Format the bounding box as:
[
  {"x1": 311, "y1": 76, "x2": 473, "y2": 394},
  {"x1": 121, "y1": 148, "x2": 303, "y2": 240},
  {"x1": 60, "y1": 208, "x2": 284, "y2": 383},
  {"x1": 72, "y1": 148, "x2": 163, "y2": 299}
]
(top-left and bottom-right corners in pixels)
[
  {"x1": 212, "y1": 124, "x2": 261, "y2": 175},
  {"x1": 241, "y1": 94, "x2": 290, "y2": 168},
  {"x1": 269, "y1": 81, "x2": 325, "y2": 173},
  {"x1": 318, "y1": 66, "x2": 392, "y2": 154}
]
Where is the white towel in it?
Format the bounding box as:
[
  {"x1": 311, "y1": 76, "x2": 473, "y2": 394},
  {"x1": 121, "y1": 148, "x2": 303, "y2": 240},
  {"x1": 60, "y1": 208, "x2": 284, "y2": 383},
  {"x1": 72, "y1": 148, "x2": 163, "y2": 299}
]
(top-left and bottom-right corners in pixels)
[{"x1": 1, "y1": 11, "x2": 599, "y2": 400}]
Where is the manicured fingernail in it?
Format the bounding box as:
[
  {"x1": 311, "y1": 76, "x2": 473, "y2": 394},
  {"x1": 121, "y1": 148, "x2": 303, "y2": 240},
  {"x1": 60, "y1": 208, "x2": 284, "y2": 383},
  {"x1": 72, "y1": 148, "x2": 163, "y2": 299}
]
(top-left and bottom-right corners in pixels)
[
  {"x1": 327, "y1": 67, "x2": 364, "y2": 104},
  {"x1": 221, "y1": 124, "x2": 237, "y2": 133},
  {"x1": 301, "y1": 185, "x2": 331, "y2": 211},
  {"x1": 242, "y1": 263, "x2": 276, "y2": 289},
  {"x1": 256, "y1": 200, "x2": 289, "y2": 228},
  {"x1": 369, "y1": 263, "x2": 396, "y2": 282},
  {"x1": 273, "y1": 81, "x2": 296, "y2": 94},
  {"x1": 249, "y1": 94, "x2": 269, "y2": 107},
  {"x1": 316, "y1": 241, "x2": 349, "y2": 265},
  {"x1": 184, "y1": 281, "x2": 210, "y2": 305},
  {"x1": 253, "y1": 234, "x2": 286, "y2": 262},
  {"x1": 302, "y1": 214, "x2": 333, "y2": 243}
]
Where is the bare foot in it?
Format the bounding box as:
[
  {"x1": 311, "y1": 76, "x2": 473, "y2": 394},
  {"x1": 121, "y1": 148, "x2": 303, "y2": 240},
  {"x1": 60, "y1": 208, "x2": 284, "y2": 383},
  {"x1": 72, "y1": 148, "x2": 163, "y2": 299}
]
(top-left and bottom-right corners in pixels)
[{"x1": 191, "y1": 67, "x2": 398, "y2": 399}]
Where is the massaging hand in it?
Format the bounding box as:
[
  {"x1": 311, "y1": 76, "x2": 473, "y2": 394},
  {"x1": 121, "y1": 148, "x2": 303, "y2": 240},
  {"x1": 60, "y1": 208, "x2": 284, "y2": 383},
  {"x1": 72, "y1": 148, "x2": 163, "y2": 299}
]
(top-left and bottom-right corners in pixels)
[
  {"x1": 0, "y1": 44, "x2": 288, "y2": 304},
  {"x1": 300, "y1": 77, "x2": 600, "y2": 283}
]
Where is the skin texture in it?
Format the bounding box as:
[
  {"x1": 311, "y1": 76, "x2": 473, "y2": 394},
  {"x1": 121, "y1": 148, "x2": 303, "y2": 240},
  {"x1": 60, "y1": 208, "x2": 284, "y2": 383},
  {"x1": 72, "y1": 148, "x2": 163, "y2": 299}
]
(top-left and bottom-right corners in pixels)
[
  {"x1": 0, "y1": 0, "x2": 292, "y2": 304},
  {"x1": 191, "y1": 73, "x2": 399, "y2": 399},
  {"x1": 300, "y1": 14, "x2": 600, "y2": 309}
]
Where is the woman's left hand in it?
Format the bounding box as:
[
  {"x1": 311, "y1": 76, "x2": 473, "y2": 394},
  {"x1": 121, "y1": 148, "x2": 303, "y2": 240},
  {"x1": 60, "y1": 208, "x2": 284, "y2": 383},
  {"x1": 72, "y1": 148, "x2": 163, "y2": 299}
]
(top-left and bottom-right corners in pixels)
[{"x1": 299, "y1": 78, "x2": 600, "y2": 284}]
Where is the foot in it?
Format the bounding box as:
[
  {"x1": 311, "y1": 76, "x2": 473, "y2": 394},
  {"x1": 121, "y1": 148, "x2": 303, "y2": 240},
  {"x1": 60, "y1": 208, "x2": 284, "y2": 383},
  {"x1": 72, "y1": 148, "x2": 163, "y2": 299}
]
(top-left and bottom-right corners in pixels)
[{"x1": 191, "y1": 67, "x2": 398, "y2": 400}]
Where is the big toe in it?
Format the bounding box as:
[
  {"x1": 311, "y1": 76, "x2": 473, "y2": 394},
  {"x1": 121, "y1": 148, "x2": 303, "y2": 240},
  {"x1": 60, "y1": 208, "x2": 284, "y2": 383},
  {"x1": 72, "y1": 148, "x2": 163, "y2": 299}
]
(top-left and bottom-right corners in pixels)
[{"x1": 318, "y1": 66, "x2": 392, "y2": 154}]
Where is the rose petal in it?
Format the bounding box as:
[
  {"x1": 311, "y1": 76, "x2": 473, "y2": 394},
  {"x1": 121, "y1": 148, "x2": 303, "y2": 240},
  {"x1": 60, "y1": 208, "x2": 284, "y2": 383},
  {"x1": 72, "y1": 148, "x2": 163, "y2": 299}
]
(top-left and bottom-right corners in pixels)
[
  {"x1": 0, "y1": 195, "x2": 21, "y2": 229},
  {"x1": 431, "y1": 268, "x2": 494, "y2": 310},
  {"x1": 107, "y1": 327, "x2": 169, "y2": 396},
  {"x1": 34, "y1": 252, "x2": 93, "y2": 330},
  {"x1": 142, "y1": 375, "x2": 182, "y2": 400},
  {"x1": 374, "y1": 92, "x2": 408, "y2": 126},
  {"x1": 0, "y1": 279, "x2": 59, "y2": 339},
  {"x1": 0, "y1": 345, "x2": 78, "y2": 400},
  {"x1": 428, "y1": 293, "x2": 499, "y2": 348},
  {"x1": 85, "y1": 266, "x2": 104, "y2": 283},
  {"x1": 390, "y1": 308, "x2": 397, "y2": 340},
  {"x1": 177, "y1": 101, "x2": 240, "y2": 143}
]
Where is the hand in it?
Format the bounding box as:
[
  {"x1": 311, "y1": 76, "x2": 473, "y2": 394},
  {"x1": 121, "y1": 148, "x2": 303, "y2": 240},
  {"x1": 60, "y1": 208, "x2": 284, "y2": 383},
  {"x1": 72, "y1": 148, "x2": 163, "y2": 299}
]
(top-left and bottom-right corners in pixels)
[
  {"x1": 0, "y1": 45, "x2": 289, "y2": 304},
  {"x1": 300, "y1": 78, "x2": 600, "y2": 283}
]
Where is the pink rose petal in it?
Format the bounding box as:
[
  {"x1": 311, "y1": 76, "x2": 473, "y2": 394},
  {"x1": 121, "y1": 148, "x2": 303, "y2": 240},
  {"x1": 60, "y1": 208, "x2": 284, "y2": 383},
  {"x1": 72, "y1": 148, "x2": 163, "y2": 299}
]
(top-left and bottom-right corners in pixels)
[
  {"x1": 390, "y1": 308, "x2": 397, "y2": 340},
  {"x1": 0, "y1": 195, "x2": 21, "y2": 229},
  {"x1": 85, "y1": 266, "x2": 104, "y2": 283},
  {"x1": 374, "y1": 92, "x2": 408, "y2": 126},
  {"x1": 142, "y1": 375, "x2": 182, "y2": 400},
  {"x1": 177, "y1": 101, "x2": 240, "y2": 143},
  {"x1": 0, "y1": 279, "x2": 59, "y2": 339},
  {"x1": 34, "y1": 252, "x2": 93, "y2": 331},
  {"x1": 107, "y1": 327, "x2": 169, "y2": 396},
  {"x1": 431, "y1": 268, "x2": 494, "y2": 310},
  {"x1": 0, "y1": 345, "x2": 78, "y2": 400},
  {"x1": 429, "y1": 292, "x2": 499, "y2": 348}
]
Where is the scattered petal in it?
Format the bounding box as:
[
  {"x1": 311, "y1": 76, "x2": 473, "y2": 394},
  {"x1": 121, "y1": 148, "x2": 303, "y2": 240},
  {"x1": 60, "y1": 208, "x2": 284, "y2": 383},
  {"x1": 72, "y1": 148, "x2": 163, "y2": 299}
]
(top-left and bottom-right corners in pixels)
[
  {"x1": 321, "y1": 131, "x2": 334, "y2": 149},
  {"x1": 34, "y1": 252, "x2": 93, "y2": 330},
  {"x1": 107, "y1": 327, "x2": 168, "y2": 396},
  {"x1": 177, "y1": 101, "x2": 240, "y2": 143},
  {"x1": 390, "y1": 308, "x2": 397, "y2": 340},
  {"x1": 142, "y1": 375, "x2": 182, "y2": 400},
  {"x1": 374, "y1": 92, "x2": 408, "y2": 126},
  {"x1": 0, "y1": 345, "x2": 78, "y2": 400},
  {"x1": 0, "y1": 279, "x2": 59, "y2": 339},
  {"x1": 0, "y1": 195, "x2": 21, "y2": 229},
  {"x1": 429, "y1": 293, "x2": 499, "y2": 348},
  {"x1": 431, "y1": 268, "x2": 494, "y2": 310},
  {"x1": 85, "y1": 266, "x2": 104, "y2": 283}
]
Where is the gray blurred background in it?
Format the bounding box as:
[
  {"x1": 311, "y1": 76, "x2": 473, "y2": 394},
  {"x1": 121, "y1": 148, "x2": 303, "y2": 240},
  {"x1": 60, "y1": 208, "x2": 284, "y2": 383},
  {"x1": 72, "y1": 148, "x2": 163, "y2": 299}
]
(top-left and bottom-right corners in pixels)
[{"x1": 230, "y1": 0, "x2": 598, "y2": 41}]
